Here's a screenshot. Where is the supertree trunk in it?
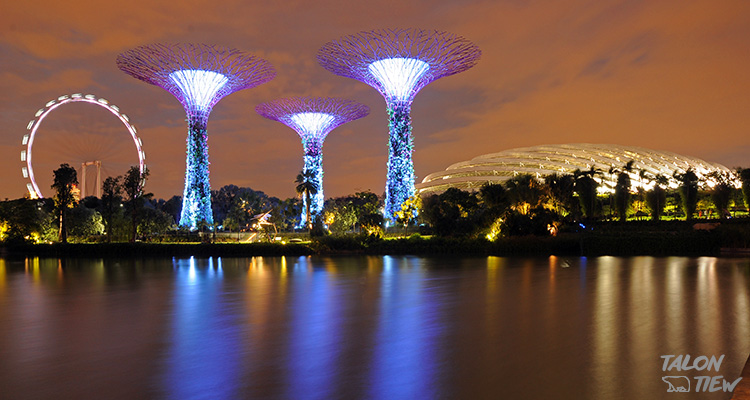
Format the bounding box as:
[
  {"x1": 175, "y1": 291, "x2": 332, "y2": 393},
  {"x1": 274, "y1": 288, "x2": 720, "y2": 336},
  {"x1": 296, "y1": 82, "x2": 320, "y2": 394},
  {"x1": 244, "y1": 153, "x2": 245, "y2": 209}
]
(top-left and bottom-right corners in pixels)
[
  {"x1": 179, "y1": 111, "x2": 213, "y2": 228},
  {"x1": 300, "y1": 137, "x2": 324, "y2": 227},
  {"x1": 255, "y1": 96, "x2": 369, "y2": 230},
  {"x1": 385, "y1": 102, "x2": 415, "y2": 220}
]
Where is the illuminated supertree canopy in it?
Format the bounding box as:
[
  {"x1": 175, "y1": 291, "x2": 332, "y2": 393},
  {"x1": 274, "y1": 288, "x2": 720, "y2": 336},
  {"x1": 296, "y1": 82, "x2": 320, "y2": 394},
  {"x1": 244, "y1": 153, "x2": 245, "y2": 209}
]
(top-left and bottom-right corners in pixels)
[
  {"x1": 117, "y1": 43, "x2": 275, "y2": 229},
  {"x1": 256, "y1": 97, "x2": 369, "y2": 226},
  {"x1": 318, "y1": 28, "x2": 481, "y2": 220}
]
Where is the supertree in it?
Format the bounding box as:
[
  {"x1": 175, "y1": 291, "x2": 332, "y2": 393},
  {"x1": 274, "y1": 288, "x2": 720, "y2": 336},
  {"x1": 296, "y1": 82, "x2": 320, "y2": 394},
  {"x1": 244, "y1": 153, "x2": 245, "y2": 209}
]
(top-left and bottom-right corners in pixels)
[
  {"x1": 318, "y1": 28, "x2": 481, "y2": 220},
  {"x1": 117, "y1": 43, "x2": 275, "y2": 229},
  {"x1": 256, "y1": 97, "x2": 369, "y2": 227}
]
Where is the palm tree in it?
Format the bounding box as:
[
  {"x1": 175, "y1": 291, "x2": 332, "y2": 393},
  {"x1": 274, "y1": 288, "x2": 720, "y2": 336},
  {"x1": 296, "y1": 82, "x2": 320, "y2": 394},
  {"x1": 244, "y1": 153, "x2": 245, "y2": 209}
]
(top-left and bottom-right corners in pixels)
[
  {"x1": 100, "y1": 176, "x2": 122, "y2": 242},
  {"x1": 123, "y1": 166, "x2": 150, "y2": 242},
  {"x1": 504, "y1": 174, "x2": 544, "y2": 215},
  {"x1": 737, "y1": 167, "x2": 750, "y2": 212},
  {"x1": 574, "y1": 167, "x2": 599, "y2": 220},
  {"x1": 611, "y1": 160, "x2": 633, "y2": 222},
  {"x1": 295, "y1": 170, "x2": 319, "y2": 231},
  {"x1": 644, "y1": 173, "x2": 668, "y2": 221},
  {"x1": 51, "y1": 164, "x2": 79, "y2": 244},
  {"x1": 707, "y1": 171, "x2": 732, "y2": 219},
  {"x1": 674, "y1": 169, "x2": 699, "y2": 220},
  {"x1": 544, "y1": 173, "x2": 576, "y2": 217}
]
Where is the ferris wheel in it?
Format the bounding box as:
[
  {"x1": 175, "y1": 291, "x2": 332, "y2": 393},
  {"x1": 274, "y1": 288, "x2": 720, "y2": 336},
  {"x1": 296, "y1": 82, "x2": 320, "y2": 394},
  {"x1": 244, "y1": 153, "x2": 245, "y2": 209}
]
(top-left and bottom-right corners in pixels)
[{"x1": 21, "y1": 94, "x2": 146, "y2": 199}]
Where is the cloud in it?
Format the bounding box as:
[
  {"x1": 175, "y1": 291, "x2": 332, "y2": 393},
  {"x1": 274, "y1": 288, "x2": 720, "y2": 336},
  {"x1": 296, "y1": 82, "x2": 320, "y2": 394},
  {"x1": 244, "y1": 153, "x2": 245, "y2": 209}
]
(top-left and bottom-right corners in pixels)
[{"x1": 1, "y1": 0, "x2": 750, "y2": 200}]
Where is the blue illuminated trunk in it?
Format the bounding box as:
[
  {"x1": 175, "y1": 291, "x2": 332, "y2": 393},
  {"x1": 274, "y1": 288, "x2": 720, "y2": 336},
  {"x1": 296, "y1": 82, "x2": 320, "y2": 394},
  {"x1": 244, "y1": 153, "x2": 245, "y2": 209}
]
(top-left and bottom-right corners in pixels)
[
  {"x1": 299, "y1": 137, "x2": 324, "y2": 228},
  {"x1": 385, "y1": 102, "x2": 415, "y2": 220},
  {"x1": 179, "y1": 111, "x2": 213, "y2": 229}
]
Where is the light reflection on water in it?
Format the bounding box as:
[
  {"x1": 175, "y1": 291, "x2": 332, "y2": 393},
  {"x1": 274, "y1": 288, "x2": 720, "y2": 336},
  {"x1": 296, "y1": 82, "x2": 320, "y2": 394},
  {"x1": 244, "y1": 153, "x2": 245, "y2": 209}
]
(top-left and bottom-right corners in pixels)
[{"x1": 0, "y1": 256, "x2": 748, "y2": 399}]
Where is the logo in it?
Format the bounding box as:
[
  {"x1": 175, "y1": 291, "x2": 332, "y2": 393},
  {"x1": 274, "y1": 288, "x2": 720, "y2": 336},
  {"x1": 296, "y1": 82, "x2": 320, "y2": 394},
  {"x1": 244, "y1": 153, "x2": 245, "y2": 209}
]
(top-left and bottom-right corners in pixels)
[
  {"x1": 660, "y1": 354, "x2": 742, "y2": 393},
  {"x1": 662, "y1": 376, "x2": 690, "y2": 392}
]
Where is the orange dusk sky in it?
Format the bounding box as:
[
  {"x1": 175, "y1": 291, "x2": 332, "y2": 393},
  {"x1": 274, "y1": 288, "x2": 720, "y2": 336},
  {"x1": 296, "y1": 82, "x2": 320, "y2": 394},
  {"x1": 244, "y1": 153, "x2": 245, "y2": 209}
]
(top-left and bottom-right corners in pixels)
[{"x1": 1, "y1": 0, "x2": 749, "y2": 201}]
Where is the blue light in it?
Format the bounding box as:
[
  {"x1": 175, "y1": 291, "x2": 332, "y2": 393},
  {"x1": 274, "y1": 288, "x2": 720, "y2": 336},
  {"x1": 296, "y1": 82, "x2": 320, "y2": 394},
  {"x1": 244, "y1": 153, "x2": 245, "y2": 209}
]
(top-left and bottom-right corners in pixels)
[
  {"x1": 289, "y1": 112, "x2": 335, "y2": 138},
  {"x1": 166, "y1": 69, "x2": 228, "y2": 229},
  {"x1": 286, "y1": 113, "x2": 335, "y2": 227},
  {"x1": 299, "y1": 153, "x2": 324, "y2": 229},
  {"x1": 256, "y1": 97, "x2": 368, "y2": 229},
  {"x1": 179, "y1": 117, "x2": 213, "y2": 229},
  {"x1": 169, "y1": 69, "x2": 228, "y2": 111},
  {"x1": 367, "y1": 58, "x2": 430, "y2": 101},
  {"x1": 165, "y1": 257, "x2": 239, "y2": 399},
  {"x1": 384, "y1": 103, "x2": 415, "y2": 220}
]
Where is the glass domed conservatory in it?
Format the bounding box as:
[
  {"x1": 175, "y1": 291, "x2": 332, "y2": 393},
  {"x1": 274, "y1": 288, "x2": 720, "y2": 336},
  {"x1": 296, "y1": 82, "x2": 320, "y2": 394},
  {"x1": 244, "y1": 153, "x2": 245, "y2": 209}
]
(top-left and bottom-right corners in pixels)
[{"x1": 416, "y1": 143, "x2": 737, "y2": 195}]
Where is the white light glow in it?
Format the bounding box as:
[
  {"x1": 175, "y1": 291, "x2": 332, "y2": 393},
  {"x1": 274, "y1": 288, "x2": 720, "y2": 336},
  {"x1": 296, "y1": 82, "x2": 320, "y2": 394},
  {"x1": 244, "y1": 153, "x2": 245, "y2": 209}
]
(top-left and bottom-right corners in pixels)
[
  {"x1": 169, "y1": 69, "x2": 229, "y2": 110},
  {"x1": 367, "y1": 57, "x2": 430, "y2": 101},
  {"x1": 22, "y1": 94, "x2": 146, "y2": 199},
  {"x1": 290, "y1": 112, "x2": 335, "y2": 136}
]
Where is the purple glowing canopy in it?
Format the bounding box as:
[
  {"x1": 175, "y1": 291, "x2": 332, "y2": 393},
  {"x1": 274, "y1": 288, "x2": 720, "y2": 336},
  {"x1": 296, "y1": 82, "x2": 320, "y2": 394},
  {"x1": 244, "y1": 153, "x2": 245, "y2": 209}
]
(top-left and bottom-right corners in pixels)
[
  {"x1": 255, "y1": 97, "x2": 370, "y2": 140},
  {"x1": 116, "y1": 43, "x2": 275, "y2": 114},
  {"x1": 317, "y1": 28, "x2": 481, "y2": 104},
  {"x1": 117, "y1": 43, "x2": 275, "y2": 228},
  {"x1": 256, "y1": 97, "x2": 369, "y2": 226}
]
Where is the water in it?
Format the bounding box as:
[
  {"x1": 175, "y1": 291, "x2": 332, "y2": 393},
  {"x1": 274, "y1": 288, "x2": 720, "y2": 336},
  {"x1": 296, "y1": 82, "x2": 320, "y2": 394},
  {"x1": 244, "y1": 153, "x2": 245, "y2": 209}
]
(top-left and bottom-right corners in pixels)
[{"x1": 0, "y1": 256, "x2": 748, "y2": 400}]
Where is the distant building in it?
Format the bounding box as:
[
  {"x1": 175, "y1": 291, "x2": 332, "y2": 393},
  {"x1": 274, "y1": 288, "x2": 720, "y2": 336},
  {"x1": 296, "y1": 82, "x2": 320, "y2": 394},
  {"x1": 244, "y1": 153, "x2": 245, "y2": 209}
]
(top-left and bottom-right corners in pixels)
[{"x1": 416, "y1": 143, "x2": 737, "y2": 195}]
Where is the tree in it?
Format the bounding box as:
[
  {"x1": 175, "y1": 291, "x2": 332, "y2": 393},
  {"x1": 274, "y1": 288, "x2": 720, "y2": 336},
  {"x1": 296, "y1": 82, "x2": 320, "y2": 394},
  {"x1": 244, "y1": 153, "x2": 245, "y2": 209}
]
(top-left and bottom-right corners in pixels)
[
  {"x1": 211, "y1": 184, "x2": 241, "y2": 225},
  {"x1": 323, "y1": 197, "x2": 358, "y2": 235},
  {"x1": 738, "y1": 168, "x2": 750, "y2": 211},
  {"x1": 269, "y1": 198, "x2": 299, "y2": 232},
  {"x1": 295, "y1": 170, "x2": 319, "y2": 232},
  {"x1": 504, "y1": 174, "x2": 545, "y2": 215},
  {"x1": 0, "y1": 198, "x2": 50, "y2": 244},
  {"x1": 51, "y1": 163, "x2": 78, "y2": 244},
  {"x1": 644, "y1": 174, "x2": 668, "y2": 221},
  {"x1": 574, "y1": 168, "x2": 599, "y2": 219},
  {"x1": 218, "y1": 188, "x2": 278, "y2": 234},
  {"x1": 708, "y1": 171, "x2": 733, "y2": 219},
  {"x1": 477, "y1": 183, "x2": 509, "y2": 236},
  {"x1": 359, "y1": 212, "x2": 384, "y2": 237},
  {"x1": 393, "y1": 194, "x2": 422, "y2": 236},
  {"x1": 421, "y1": 188, "x2": 481, "y2": 237},
  {"x1": 137, "y1": 206, "x2": 173, "y2": 238},
  {"x1": 158, "y1": 195, "x2": 182, "y2": 225},
  {"x1": 100, "y1": 176, "x2": 122, "y2": 242},
  {"x1": 67, "y1": 203, "x2": 104, "y2": 239},
  {"x1": 351, "y1": 191, "x2": 381, "y2": 234},
  {"x1": 612, "y1": 161, "x2": 633, "y2": 222},
  {"x1": 674, "y1": 169, "x2": 699, "y2": 220},
  {"x1": 479, "y1": 183, "x2": 508, "y2": 218},
  {"x1": 123, "y1": 166, "x2": 149, "y2": 242},
  {"x1": 544, "y1": 173, "x2": 577, "y2": 217}
]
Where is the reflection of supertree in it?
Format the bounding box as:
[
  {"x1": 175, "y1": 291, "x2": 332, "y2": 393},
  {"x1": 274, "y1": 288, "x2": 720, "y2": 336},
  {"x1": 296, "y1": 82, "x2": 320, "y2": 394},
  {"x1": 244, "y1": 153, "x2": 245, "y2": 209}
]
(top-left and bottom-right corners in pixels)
[
  {"x1": 256, "y1": 97, "x2": 369, "y2": 226},
  {"x1": 318, "y1": 28, "x2": 481, "y2": 219},
  {"x1": 117, "y1": 43, "x2": 275, "y2": 229}
]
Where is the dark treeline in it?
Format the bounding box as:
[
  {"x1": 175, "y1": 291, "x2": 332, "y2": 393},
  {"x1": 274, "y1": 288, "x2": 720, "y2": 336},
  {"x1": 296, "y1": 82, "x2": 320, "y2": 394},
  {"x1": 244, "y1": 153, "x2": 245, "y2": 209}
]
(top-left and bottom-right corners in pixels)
[{"x1": 4, "y1": 162, "x2": 750, "y2": 246}]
